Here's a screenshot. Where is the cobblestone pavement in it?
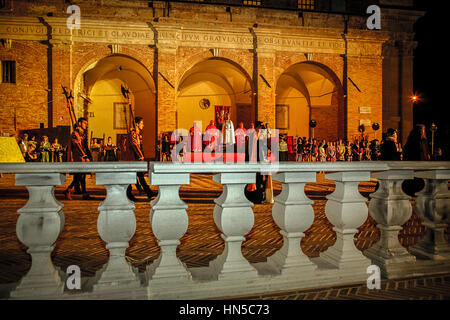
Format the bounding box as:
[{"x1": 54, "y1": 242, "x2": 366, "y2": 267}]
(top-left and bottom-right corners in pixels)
[{"x1": 0, "y1": 173, "x2": 449, "y2": 299}]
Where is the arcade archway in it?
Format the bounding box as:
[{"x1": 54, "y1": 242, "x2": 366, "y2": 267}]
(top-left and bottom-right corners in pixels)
[
  {"x1": 76, "y1": 55, "x2": 156, "y2": 159},
  {"x1": 177, "y1": 58, "x2": 255, "y2": 132},
  {"x1": 276, "y1": 62, "x2": 344, "y2": 141}
]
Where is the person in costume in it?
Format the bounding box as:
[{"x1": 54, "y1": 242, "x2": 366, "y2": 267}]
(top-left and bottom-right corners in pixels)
[
  {"x1": 40, "y1": 135, "x2": 51, "y2": 162},
  {"x1": 126, "y1": 117, "x2": 157, "y2": 201},
  {"x1": 104, "y1": 136, "x2": 117, "y2": 161},
  {"x1": 65, "y1": 117, "x2": 92, "y2": 200}
]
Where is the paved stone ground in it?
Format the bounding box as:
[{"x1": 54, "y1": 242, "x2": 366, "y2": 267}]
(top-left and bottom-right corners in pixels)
[
  {"x1": 224, "y1": 274, "x2": 450, "y2": 300},
  {"x1": 0, "y1": 172, "x2": 449, "y2": 299}
]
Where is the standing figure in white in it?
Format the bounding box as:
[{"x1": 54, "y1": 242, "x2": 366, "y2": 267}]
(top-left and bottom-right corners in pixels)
[{"x1": 222, "y1": 112, "x2": 235, "y2": 147}]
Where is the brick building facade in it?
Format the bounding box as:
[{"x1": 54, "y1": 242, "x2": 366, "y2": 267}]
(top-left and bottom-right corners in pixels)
[{"x1": 0, "y1": 0, "x2": 423, "y2": 159}]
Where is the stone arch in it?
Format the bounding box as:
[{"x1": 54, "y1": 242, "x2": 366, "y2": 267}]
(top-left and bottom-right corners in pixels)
[
  {"x1": 275, "y1": 60, "x2": 345, "y2": 141},
  {"x1": 73, "y1": 53, "x2": 156, "y2": 159},
  {"x1": 176, "y1": 56, "x2": 255, "y2": 131}
]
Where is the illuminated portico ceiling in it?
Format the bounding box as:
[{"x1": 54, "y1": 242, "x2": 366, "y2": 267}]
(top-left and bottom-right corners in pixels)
[
  {"x1": 178, "y1": 58, "x2": 253, "y2": 96},
  {"x1": 277, "y1": 63, "x2": 336, "y2": 104},
  {"x1": 84, "y1": 55, "x2": 155, "y2": 95}
]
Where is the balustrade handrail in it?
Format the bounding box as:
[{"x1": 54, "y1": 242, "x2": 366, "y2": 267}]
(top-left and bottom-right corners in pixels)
[
  {"x1": 1, "y1": 161, "x2": 450, "y2": 174},
  {"x1": 0, "y1": 161, "x2": 148, "y2": 173},
  {"x1": 150, "y1": 161, "x2": 450, "y2": 174},
  {"x1": 383, "y1": 161, "x2": 450, "y2": 170}
]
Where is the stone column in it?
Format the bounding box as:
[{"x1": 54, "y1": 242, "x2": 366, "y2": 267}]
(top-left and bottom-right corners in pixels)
[
  {"x1": 346, "y1": 38, "x2": 384, "y2": 140},
  {"x1": 156, "y1": 45, "x2": 177, "y2": 134},
  {"x1": 92, "y1": 172, "x2": 142, "y2": 293},
  {"x1": 409, "y1": 170, "x2": 450, "y2": 260},
  {"x1": 209, "y1": 173, "x2": 258, "y2": 280},
  {"x1": 10, "y1": 173, "x2": 66, "y2": 299},
  {"x1": 50, "y1": 40, "x2": 73, "y2": 127},
  {"x1": 364, "y1": 170, "x2": 416, "y2": 278},
  {"x1": 320, "y1": 171, "x2": 372, "y2": 270},
  {"x1": 399, "y1": 41, "x2": 416, "y2": 145},
  {"x1": 146, "y1": 173, "x2": 191, "y2": 282},
  {"x1": 267, "y1": 172, "x2": 317, "y2": 274},
  {"x1": 256, "y1": 48, "x2": 275, "y2": 126}
]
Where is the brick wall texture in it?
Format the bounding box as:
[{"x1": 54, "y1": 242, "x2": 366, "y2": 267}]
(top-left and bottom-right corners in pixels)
[{"x1": 0, "y1": 1, "x2": 419, "y2": 145}]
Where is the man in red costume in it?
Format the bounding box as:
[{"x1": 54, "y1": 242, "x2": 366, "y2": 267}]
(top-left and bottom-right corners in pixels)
[{"x1": 204, "y1": 120, "x2": 219, "y2": 150}]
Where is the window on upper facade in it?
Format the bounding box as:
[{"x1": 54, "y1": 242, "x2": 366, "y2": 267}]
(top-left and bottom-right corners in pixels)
[
  {"x1": 1, "y1": 61, "x2": 16, "y2": 84},
  {"x1": 0, "y1": 0, "x2": 11, "y2": 10},
  {"x1": 243, "y1": 0, "x2": 262, "y2": 6},
  {"x1": 298, "y1": 0, "x2": 315, "y2": 10}
]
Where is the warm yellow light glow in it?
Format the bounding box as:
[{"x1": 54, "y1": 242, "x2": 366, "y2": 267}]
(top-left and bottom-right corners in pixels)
[{"x1": 410, "y1": 94, "x2": 420, "y2": 103}]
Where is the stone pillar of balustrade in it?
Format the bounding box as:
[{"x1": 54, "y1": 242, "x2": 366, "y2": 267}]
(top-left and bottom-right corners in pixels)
[
  {"x1": 364, "y1": 170, "x2": 416, "y2": 278},
  {"x1": 320, "y1": 171, "x2": 372, "y2": 271},
  {"x1": 92, "y1": 172, "x2": 143, "y2": 294},
  {"x1": 146, "y1": 173, "x2": 191, "y2": 282},
  {"x1": 267, "y1": 172, "x2": 317, "y2": 275},
  {"x1": 409, "y1": 170, "x2": 450, "y2": 260},
  {"x1": 209, "y1": 172, "x2": 258, "y2": 280},
  {"x1": 10, "y1": 173, "x2": 66, "y2": 299}
]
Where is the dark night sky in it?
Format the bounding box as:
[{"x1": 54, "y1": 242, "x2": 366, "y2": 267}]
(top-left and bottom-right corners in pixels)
[{"x1": 412, "y1": 1, "x2": 448, "y2": 158}]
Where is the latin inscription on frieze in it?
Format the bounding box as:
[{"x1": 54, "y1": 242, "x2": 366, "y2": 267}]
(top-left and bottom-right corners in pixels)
[
  {"x1": 158, "y1": 31, "x2": 253, "y2": 45},
  {"x1": 52, "y1": 27, "x2": 153, "y2": 40},
  {"x1": 261, "y1": 37, "x2": 344, "y2": 49},
  {"x1": 1, "y1": 21, "x2": 346, "y2": 51},
  {"x1": 2, "y1": 25, "x2": 46, "y2": 35}
]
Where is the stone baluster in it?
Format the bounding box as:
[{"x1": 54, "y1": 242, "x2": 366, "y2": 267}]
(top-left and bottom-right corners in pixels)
[
  {"x1": 92, "y1": 172, "x2": 143, "y2": 294},
  {"x1": 209, "y1": 172, "x2": 258, "y2": 280},
  {"x1": 320, "y1": 171, "x2": 372, "y2": 270},
  {"x1": 364, "y1": 170, "x2": 416, "y2": 278},
  {"x1": 146, "y1": 173, "x2": 191, "y2": 282},
  {"x1": 409, "y1": 170, "x2": 450, "y2": 260},
  {"x1": 10, "y1": 173, "x2": 66, "y2": 299},
  {"x1": 267, "y1": 172, "x2": 317, "y2": 274}
]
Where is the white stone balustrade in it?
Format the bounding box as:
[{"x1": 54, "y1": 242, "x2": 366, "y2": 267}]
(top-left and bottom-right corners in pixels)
[
  {"x1": 267, "y1": 171, "x2": 317, "y2": 275},
  {"x1": 0, "y1": 162, "x2": 147, "y2": 299},
  {"x1": 146, "y1": 171, "x2": 191, "y2": 282},
  {"x1": 209, "y1": 172, "x2": 258, "y2": 280},
  {"x1": 364, "y1": 167, "x2": 416, "y2": 278},
  {"x1": 92, "y1": 172, "x2": 143, "y2": 294},
  {"x1": 11, "y1": 172, "x2": 66, "y2": 299},
  {"x1": 410, "y1": 169, "x2": 450, "y2": 260},
  {"x1": 1, "y1": 161, "x2": 449, "y2": 299},
  {"x1": 320, "y1": 171, "x2": 372, "y2": 269}
]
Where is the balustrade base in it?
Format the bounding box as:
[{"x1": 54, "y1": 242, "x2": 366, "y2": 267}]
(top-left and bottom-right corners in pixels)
[
  {"x1": 208, "y1": 254, "x2": 259, "y2": 281},
  {"x1": 147, "y1": 258, "x2": 371, "y2": 300},
  {"x1": 146, "y1": 254, "x2": 192, "y2": 283},
  {"x1": 267, "y1": 251, "x2": 317, "y2": 275},
  {"x1": 8, "y1": 266, "x2": 65, "y2": 300},
  {"x1": 409, "y1": 243, "x2": 450, "y2": 261},
  {"x1": 320, "y1": 247, "x2": 372, "y2": 270},
  {"x1": 90, "y1": 260, "x2": 143, "y2": 295},
  {"x1": 364, "y1": 245, "x2": 417, "y2": 279}
]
